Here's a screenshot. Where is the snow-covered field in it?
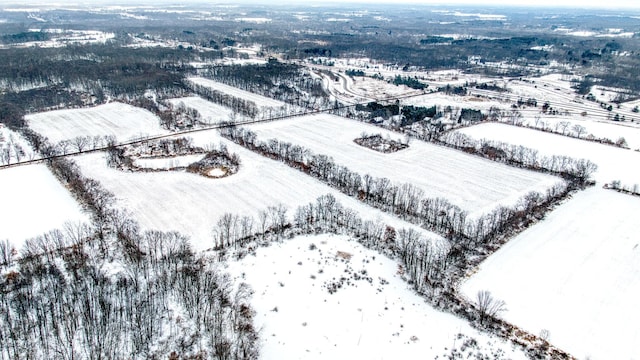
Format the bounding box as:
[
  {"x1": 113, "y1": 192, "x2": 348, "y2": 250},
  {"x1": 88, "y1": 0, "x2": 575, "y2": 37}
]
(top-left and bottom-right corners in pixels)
[
  {"x1": 167, "y1": 96, "x2": 236, "y2": 124},
  {"x1": 133, "y1": 154, "x2": 204, "y2": 170},
  {"x1": 504, "y1": 75, "x2": 639, "y2": 121},
  {"x1": 227, "y1": 233, "x2": 526, "y2": 360},
  {"x1": 26, "y1": 102, "x2": 168, "y2": 143},
  {"x1": 74, "y1": 130, "x2": 443, "y2": 251},
  {"x1": 187, "y1": 77, "x2": 285, "y2": 108},
  {"x1": 520, "y1": 115, "x2": 640, "y2": 150},
  {"x1": 456, "y1": 122, "x2": 640, "y2": 185},
  {"x1": 461, "y1": 188, "x2": 640, "y2": 360},
  {"x1": 315, "y1": 70, "x2": 423, "y2": 104},
  {"x1": 249, "y1": 114, "x2": 563, "y2": 217},
  {"x1": 0, "y1": 164, "x2": 88, "y2": 248},
  {"x1": 407, "y1": 92, "x2": 506, "y2": 112}
]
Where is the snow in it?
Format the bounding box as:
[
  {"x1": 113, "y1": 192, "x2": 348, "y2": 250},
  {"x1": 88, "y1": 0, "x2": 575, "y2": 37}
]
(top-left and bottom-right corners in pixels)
[
  {"x1": 0, "y1": 127, "x2": 40, "y2": 163},
  {"x1": 249, "y1": 114, "x2": 563, "y2": 218},
  {"x1": 461, "y1": 187, "x2": 640, "y2": 360},
  {"x1": 207, "y1": 168, "x2": 226, "y2": 177},
  {"x1": 133, "y1": 154, "x2": 204, "y2": 170},
  {"x1": 73, "y1": 130, "x2": 443, "y2": 252},
  {"x1": 227, "y1": 233, "x2": 527, "y2": 360},
  {"x1": 591, "y1": 85, "x2": 630, "y2": 103},
  {"x1": 456, "y1": 122, "x2": 640, "y2": 185},
  {"x1": 167, "y1": 96, "x2": 236, "y2": 124},
  {"x1": 188, "y1": 59, "x2": 267, "y2": 68},
  {"x1": 0, "y1": 29, "x2": 115, "y2": 48},
  {"x1": 316, "y1": 70, "x2": 423, "y2": 104},
  {"x1": 521, "y1": 115, "x2": 640, "y2": 150},
  {"x1": 187, "y1": 77, "x2": 285, "y2": 108},
  {"x1": 0, "y1": 164, "x2": 88, "y2": 248},
  {"x1": 26, "y1": 102, "x2": 168, "y2": 143},
  {"x1": 235, "y1": 17, "x2": 271, "y2": 23},
  {"x1": 407, "y1": 92, "x2": 506, "y2": 111}
]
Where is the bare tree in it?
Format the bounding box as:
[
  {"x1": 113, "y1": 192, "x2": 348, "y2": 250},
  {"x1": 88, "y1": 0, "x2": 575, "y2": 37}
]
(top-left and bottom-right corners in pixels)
[
  {"x1": 533, "y1": 115, "x2": 542, "y2": 128},
  {"x1": 71, "y1": 136, "x2": 90, "y2": 152},
  {"x1": 0, "y1": 239, "x2": 14, "y2": 266},
  {"x1": 508, "y1": 109, "x2": 523, "y2": 125},
  {"x1": 557, "y1": 121, "x2": 570, "y2": 135},
  {"x1": 572, "y1": 124, "x2": 586, "y2": 138},
  {"x1": 476, "y1": 290, "x2": 506, "y2": 325}
]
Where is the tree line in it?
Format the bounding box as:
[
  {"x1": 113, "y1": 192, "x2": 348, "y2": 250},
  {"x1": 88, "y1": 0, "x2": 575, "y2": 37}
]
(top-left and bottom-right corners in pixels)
[
  {"x1": 219, "y1": 124, "x2": 574, "y2": 248},
  {"x1": 198, "y1": 61, "x2": 329, "y2": 110},
  {"x1": 438, "y1": 131, "x2": 598, "y2": 183}
]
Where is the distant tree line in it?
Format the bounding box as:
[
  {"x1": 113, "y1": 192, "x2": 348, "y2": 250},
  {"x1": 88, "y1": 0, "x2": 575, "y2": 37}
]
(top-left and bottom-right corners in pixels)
[
  {"x1": 188, "y1": 82, "x2": 259, "y2": 119},
  {"x1": 0, "y1": 44, "x2": 212, "y2": 113},
  {"x1": 199, "y1": 60, "x2": 329, "y2": 110},
  {"x1": 345, "y1": 69, "x2": 365, "y2": 77},
  {"x1": 0, "y1": 31, "x2": 50, "y2": 44},
  {"x1": 392, "y1": 75, "x2": 427, "y2": 90}
]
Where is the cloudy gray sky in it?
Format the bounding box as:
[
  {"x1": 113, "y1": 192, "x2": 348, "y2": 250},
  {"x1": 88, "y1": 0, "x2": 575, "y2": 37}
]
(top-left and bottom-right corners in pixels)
[
  {"x1": 292, "y1": 0, "x2": 638, "y2": 8},
  {"x1": 2, "y1": 0, "x2": 639, "y2": 9}
]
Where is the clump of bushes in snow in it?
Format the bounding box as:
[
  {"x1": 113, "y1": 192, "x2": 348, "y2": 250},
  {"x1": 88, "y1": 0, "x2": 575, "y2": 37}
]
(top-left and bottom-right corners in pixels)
[
  {"x1": 354, "y1": 132, "x2": 409, "y2": 153},
  {"x1": 186, "y1": 143, "x2": 240, "y2": 178},
  {"x1": 106, "y1": 137, "x2": 240, "y2": 178}
]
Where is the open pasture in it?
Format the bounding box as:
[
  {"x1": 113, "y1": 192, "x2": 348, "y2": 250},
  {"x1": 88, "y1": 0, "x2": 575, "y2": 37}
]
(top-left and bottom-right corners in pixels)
[
  {"x1": 167, "y1": 96, "x2": 236, "y2": 125},
  {"x1": 249, "y1": 114, "x2": 563, "y2": 217},
  {"x1": 26, "y1": 102, "x2": 168, "y2": 143},
  {"x1": 456, "y1": 122, "x2": 640, "y2": 184},
  {"x1": 462, "y1": 188, "x2": 640, "y2": 360},
  {"x1": 73, "y1": 130, "x2": 443, "y2": 251},
  {"x1": 0, "y1": 164, "x2": 88, "y2": 248},
  {"x1": 228, "y1": 233, "x2": 526, "y2": 360}
]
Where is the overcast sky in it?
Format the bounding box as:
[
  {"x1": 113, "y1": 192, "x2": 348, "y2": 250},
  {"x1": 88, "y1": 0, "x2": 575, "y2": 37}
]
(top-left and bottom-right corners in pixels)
[
  {"x1": 289, "y1": 0, "x2": 639, "y2": 8},
  {"x1": 3, "y1": 0, "x2": 640, "y2": 9}
]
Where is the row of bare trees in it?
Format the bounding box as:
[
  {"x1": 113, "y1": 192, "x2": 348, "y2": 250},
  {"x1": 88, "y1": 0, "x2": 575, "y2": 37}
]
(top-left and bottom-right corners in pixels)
[
  {"x1": 188, "y1": 83, "x2": 259, "y2": 120},
  {"x1": 0, "y1": 139, "x2": 33, "y2": 165},
  {"x1": 220, "y1": 125, "x2": 572, "y2": 248},
  {"x1": 210, "y1": 194, "x2": 452, "y2": 295},
  {"x1": 487, "y1": 106, "x2": 631, "y2": 149},
  {"x1": 439, "y1": 131, "x2": 598, "y2": 183}
]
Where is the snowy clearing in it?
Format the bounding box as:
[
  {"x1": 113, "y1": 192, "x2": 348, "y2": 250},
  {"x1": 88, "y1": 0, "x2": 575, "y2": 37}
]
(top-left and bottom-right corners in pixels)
[
  {"x1": 456, "y1": 122, "x2": 640, "y2": 184},
  {"x1": 74, "y1": 130, "x2": 443, "y2": 251},
  {"x1": 133, "y1": 154, "x2": 205, "y2": 170},
  {"x1": 0, "y1": 164, "x2": 88, "y2": 248},
  {"x1": 461, "y1": 188, "x2": 640, "y2": 360},
  {"x1": 314, "y1": 70, "x2": 423, "y2": 104},
  {"x1": 249, "y1": 114, "x2": 563, "y2": 217},
  {"x1": 167, "y1": 96, "x2": 235, "y2": 124},
  {"x1": 406, "y1": 92, "x2": 506, "y2": 112},
  {"x1": 26, "y1": 102, "x2": 168, "y2": 143},
  {"x1": 187, "y1": 77, "x2": 285, "y2": 108},
  {"x1": 227, "y1": 233, "x2": 526, "y2": 360}
]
